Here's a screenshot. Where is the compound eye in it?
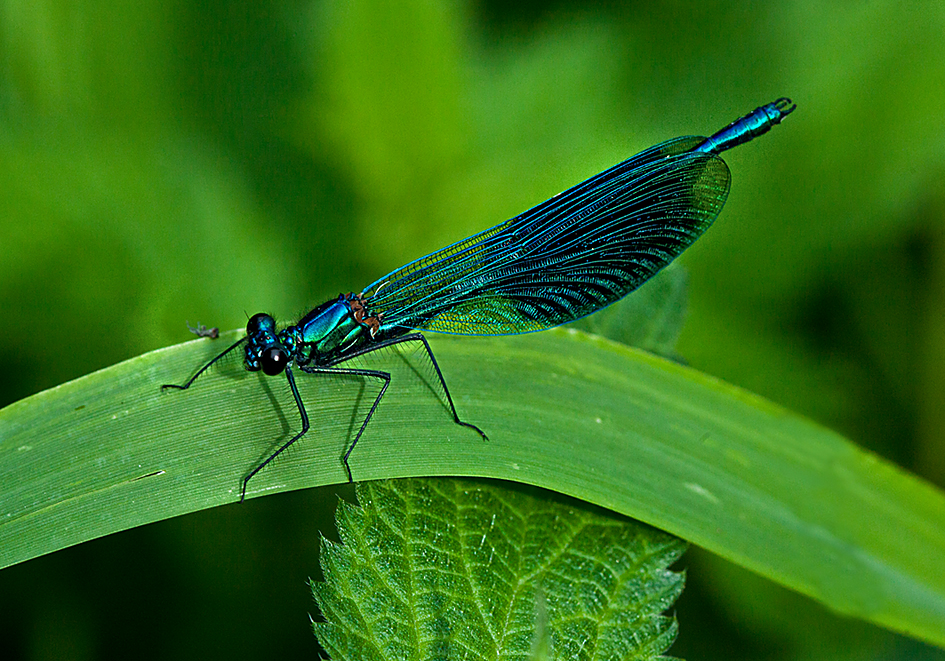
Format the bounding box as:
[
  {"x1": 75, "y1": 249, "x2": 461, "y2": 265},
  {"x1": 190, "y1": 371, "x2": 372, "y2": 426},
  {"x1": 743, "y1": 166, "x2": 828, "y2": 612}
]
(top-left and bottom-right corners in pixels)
[
  {"x1": 261, "y1": 347, "x2": 289, "y2": 376},
  {"x1": 247, "y1": 313, "x2": 275, "y2": 336}
]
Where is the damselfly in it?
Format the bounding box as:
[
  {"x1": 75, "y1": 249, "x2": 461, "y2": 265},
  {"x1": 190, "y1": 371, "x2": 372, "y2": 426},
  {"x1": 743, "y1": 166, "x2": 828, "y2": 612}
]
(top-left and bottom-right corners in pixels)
[{"x1": 165, "y1": 98, "x2": 795, "y2": 501}]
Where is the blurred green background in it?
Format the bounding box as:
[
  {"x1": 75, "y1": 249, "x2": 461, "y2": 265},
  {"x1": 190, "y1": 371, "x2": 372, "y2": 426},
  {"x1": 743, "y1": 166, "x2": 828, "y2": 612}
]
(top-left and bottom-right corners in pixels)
[{"x1": 2, "y1": 1, "x2": 944, "y2": 659}]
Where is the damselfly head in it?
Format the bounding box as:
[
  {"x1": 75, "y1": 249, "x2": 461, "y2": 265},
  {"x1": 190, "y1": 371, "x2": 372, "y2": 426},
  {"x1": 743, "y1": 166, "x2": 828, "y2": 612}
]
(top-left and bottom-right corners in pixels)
[{"x1": 244, "y1": 313, "x2": 290, "y2": 375}]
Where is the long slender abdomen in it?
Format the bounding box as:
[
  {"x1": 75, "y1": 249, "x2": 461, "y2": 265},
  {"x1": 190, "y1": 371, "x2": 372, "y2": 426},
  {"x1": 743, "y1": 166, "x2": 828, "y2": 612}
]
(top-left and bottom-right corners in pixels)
[{"x1": 694, "y1": 98, "x2": 795, "y2": 155}]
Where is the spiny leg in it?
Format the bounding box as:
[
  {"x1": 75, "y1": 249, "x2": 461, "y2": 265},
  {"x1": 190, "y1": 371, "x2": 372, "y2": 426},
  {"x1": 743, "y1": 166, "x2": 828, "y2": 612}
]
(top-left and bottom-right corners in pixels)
[
  {"x1": 299, "y1": 364, "x2": 391, "y2": 482},
  {"x1": 241, "y1": 364, "x2": 393, "y2": 498},
  {"x1": 162, "y1": 337, "x2": 247, "y2": 391},
  {"x1": 327, "y1": 332, "x2": 488, "y2": 442},
  {"x1": 241, "y1": 365, "x2": 309, "y2": 502}
]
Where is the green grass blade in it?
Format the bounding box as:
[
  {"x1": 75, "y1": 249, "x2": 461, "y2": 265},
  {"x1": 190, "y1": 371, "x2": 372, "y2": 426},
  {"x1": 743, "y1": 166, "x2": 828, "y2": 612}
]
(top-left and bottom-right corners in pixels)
[{"x1": 1, "y1": 329, "x2": 943, "y2": 647}]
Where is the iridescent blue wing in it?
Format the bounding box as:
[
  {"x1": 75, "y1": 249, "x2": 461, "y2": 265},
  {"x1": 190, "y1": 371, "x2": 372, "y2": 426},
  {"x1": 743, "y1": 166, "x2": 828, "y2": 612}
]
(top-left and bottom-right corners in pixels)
[{"x1": 363, "y1": 136, "x2": 730, "y2": 336}]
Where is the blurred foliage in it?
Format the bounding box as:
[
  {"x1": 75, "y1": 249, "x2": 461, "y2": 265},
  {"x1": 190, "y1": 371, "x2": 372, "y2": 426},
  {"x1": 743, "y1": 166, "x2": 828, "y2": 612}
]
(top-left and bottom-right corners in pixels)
[{"x1": 1, "y1": 1, "x2": 943, "y2": 660}]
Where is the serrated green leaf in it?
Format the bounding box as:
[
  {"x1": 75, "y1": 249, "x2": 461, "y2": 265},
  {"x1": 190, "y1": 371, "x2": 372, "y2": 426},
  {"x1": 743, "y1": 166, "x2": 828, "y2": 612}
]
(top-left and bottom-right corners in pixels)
[
  {"x1": 1, "y1": 330, "x2": 944, "y2": 648},
  {"x1": 312, "y1": 479, "x2": 686, "y2": 661}
]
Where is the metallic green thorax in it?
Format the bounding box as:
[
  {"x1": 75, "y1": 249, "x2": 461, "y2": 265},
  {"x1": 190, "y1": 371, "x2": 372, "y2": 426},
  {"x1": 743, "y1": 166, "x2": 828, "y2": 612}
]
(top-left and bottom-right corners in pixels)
[{"x1": 293, "y1": 295, "x2": 376, "y2": 365}]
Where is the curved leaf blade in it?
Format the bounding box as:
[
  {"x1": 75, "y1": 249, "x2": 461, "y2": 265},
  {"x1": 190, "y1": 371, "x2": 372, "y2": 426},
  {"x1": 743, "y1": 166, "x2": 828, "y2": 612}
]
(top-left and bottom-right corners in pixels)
[{"x1": 0, "y1": 329, "x2": 943, "y2": 647}]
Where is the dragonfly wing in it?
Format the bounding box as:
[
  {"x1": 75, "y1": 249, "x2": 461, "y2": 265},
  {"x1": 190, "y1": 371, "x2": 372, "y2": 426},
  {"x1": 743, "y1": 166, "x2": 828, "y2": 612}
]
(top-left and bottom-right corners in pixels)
[{"x1": 365, "y1": 136, "x2": 731, "y2": 336}]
